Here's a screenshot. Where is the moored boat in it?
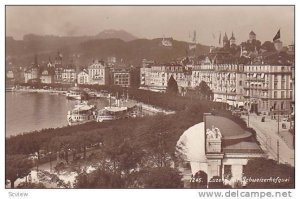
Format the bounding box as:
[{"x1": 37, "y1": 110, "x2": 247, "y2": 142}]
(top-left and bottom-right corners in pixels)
[
  {"x1": 96, "y1": 106, "x2": 128, "y2": 122},
  {"x1": 67, "y1": 101, "x2": 97, "y2": 125},
  {"x1": 66, "y1": 87, "x2": 82, "y2": 100}
]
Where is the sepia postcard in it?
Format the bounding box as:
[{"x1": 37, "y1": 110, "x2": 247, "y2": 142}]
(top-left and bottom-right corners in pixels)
[{"x1": 5, "y1": 4, "x2": 295, "y2": 196}]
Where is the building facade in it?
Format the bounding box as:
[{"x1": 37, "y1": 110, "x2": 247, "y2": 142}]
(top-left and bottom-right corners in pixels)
[
  {"x1": 140, "y1": 64, "x2": 191, "y2": 92},
  {"x1": 190, "y1": 61, "x2": 293, "y2": 115},
  {"x1": 40, "y1": 69, "x2": 54, "y2": 84},
  {"x1": 243, "y1": 64, "x2": 293, "y2": 115},
  {"x1": 61, "y1": 68, "x2": 76, "y2": 84},
  {"x1": 110, "y1": 68, "x2": 131, "y2": 87},
  {"x1": 24, "y1": 67, "x2": 39, "y2": 83},
  {"x1": 77, "y1": 70, "x2": 90, "y2": 85},
  {"x1": 87, "y1": 61, "x2": 110, "y2": 85}
]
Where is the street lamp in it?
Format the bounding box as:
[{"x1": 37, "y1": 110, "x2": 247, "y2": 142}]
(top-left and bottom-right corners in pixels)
[{"x1": 247, "y1": 85, "x2": 251, "y2": 127}]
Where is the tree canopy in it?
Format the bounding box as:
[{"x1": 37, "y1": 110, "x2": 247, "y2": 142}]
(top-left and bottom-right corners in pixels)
[
  {"x1": 243, "y1": 158, "x2": 294, "y2": 188},
  {"x1": 6, "y1": 155, "x2": 33, "y2": 188},
  {"x1": 166, "y1": 75, "x2": 179, "y2": 95},
  {"x1": 196, "y1": 81, "x2": 213, "y2": 100}
]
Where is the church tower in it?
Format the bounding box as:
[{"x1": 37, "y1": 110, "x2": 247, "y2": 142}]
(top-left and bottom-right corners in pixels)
[
  {"x1": 54, "y1": 51, "x2": 63, "y2": 67},
  {"x1": 223, "y1": 32, "x2": 229, "y2": 48},
  {"x1": 229, "y1": 32, "x2": 236, "y2": 46},
  {"x1": 249, "y1": 30, "x2": 256, "y2": 42}
]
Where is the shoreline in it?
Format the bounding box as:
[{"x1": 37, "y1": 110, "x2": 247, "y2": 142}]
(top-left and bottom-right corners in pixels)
[
  {"x1": 6, "y1": 89, "x2": 176, "y2": 138},
  {"x1": 7, "y1": 88, "x2": 67, "y2": 94}
]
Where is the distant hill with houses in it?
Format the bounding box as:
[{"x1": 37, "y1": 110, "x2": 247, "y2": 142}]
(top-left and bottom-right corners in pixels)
[{"x1": 6, "y1": 29, "x2": 210, "y2": 68}]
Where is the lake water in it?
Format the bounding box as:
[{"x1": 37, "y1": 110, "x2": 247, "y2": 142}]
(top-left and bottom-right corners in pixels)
[{"x1": 5, "y1": 92, "x2": 109, "y2": 137}]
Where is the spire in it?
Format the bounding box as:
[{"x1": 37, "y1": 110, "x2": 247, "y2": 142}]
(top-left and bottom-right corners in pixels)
[
  {"x1": 223, "y1": 32, "x2": 228, "y2": 41},
  {"x1": 249, "y1": 30, "x2": 256, "y2": 36},
  {"x1": 230, "y1": 32, "x2": 235, "y2": 40}
]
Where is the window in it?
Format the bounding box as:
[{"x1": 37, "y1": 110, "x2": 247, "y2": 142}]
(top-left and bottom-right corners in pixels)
[
  {"x1": 274, "y1": 91, "x2": 277, "y2": 98},
  {"x1": 281, "y1": 91, "x2": 285, "y2": 99},
  {"x1": 281, "y1": 82, "x2": 285, "y2": 89},
  {"x1": 274, "y1": 82, "x2": 277, "y2": 89}
]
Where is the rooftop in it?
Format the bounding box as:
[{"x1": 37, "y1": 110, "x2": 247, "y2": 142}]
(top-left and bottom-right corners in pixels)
[
  {"x1": 223, "y1": 141, "x2": 263, "y2": 154},
  {"x1": 205, "y1": 115, "x2": 252, "y2": 140}
]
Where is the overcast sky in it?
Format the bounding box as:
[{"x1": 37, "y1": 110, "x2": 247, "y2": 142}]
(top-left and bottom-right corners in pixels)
[{"x1": 6, "y1": 6, "x2": 294, "y2": 46}]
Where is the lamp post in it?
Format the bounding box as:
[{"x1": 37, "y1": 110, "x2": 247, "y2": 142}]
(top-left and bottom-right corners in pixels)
[
  {"x1": 225, "y1": 84, "x2": 228, "y2": 110},
  {"x1": 277, "y1": 111, "x2": 280, "y2": 135},
  {"x1": 247, "y1": 85, "x2": 251, "y2": 127}
]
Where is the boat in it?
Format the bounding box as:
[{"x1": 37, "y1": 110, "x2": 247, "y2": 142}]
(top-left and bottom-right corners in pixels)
[
  {"x1": 87, "y1": 91, "x2": 97, "y2": 98},
  {"x1": 66, "y1": 87, "x2": 82, "y2": 100},
  {"x1": 96, "y1": 93, "x2": 137, "y2": 122},
  {"x1": 67, "y1": 101, "x2": 97, "y2": 125},
  {"x1": 96, "y1": 106, "x2": 128, "y2": 122}
]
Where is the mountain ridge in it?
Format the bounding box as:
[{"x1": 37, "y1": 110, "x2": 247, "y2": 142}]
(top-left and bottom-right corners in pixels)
[{"x1": 6, "y1": 31, "x2": 209, "y2": 67}]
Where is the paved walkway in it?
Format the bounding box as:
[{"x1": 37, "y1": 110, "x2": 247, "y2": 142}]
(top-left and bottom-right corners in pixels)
[{"x1": 242, "y1": 114, "x2": 294, "y2": 166}]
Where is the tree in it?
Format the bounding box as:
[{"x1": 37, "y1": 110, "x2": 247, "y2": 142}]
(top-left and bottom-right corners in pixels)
[
  {"x1": 261, "y1": 41, "x2": 276, "y2": 52},
  {"x1": 196, "y1": 81, "x2": 213, "y2": 100},
  {"x1": 75, "y1": 167, "x2": 125, "y2": 188},
  {"x1": 243, "y1": 158, "x2": 294, "y2": 188},
  {"x1": 6, "y1": 155, "x2": 32, "y2": 188},
  {"x1": 166, "y1": 75, "x2": 178, "y2": 95},
  {"x1": 28, "y1": 139, "x2": 42, "y2": 171},
  {"x1": 139, "y1": 167, "x2": 183, "y2": 188}
]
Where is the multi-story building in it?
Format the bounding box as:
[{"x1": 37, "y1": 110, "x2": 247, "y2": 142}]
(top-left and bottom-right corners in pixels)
[
  {"x1": 140, "y1": 66, "x2": 152, "y2": 88},
  {"x1": 87, "y1": 60, "x2": 110, "y2": 85},
  {"x1": 61, "y1": 68, "x2": 76, "y2": 84},
  {"x1": 24, "y1": 67, "x2": 39, "y2": 83},
  {"x1": 191, "y1": 57, "x2": 214, "y2": 88},
  {"x1": 110, "y1": 68, "x2": 131, "y2": 87},
  {"x1": 140, "y1": 59, "x2": 155, "y2": 88},
  {"x1": 243, "y1": 64, "x2": 293, "y2": 116},
  {"x1": 77, "y1": 70, "x2": 89, "y2": 85},
  {"x1": 40, "y1": 68, "x2": 54, "y2": 84},
  {"x1": 190, "y1": 59, "x2": 293, "y2": 115},
  {"x1": 212, "y1": 64, "x2": 241, "y2": 105},
  {"x1": 140, "y1": 64, "x2": 192, "y2": 92},
  {"x1": 54, "y1": 67, "x2": 63, "y2": 84}
]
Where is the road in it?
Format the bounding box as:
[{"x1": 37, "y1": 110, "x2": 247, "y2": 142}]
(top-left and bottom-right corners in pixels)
[{"x1": 242, "y1": 114, "x2": 294, "y2": 166}]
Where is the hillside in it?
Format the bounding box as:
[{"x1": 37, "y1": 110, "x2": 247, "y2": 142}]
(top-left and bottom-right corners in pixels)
[
  {"x1": 95, "y1": 29, "x2": 137, "y2": 41},
  {"x1": 6, "y1": 33, "x2": 209, "y2": 68}
]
